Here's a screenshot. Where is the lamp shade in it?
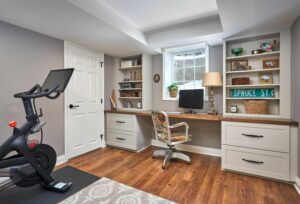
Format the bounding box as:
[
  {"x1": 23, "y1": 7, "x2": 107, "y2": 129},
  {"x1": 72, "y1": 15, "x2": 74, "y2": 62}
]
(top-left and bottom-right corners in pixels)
[{"x1": 203, "y1": 72, "x2": 222, "y2": 87}]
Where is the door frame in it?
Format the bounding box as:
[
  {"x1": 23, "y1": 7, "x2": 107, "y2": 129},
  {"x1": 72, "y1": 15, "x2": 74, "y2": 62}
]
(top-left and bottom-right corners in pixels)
[{"x1": 64, "y1": 41, "x2": 105, "y2": 160}]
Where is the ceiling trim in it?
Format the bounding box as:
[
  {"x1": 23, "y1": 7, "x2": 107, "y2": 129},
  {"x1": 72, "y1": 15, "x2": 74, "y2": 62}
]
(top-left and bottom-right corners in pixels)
[{"x1": 66, "y1": 0, "x2": 147, "y2": 45}]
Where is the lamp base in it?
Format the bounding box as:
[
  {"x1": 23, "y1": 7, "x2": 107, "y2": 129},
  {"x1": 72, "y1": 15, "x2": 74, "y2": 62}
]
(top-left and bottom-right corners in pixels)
[{"x1": 207, "y1": 110, "x2": 218, "y2": 115}]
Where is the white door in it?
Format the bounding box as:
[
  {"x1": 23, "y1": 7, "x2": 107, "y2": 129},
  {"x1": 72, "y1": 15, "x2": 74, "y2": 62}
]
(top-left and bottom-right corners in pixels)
[{"x1": 65, "y1": 43, "x2": 104, "y2": 159}]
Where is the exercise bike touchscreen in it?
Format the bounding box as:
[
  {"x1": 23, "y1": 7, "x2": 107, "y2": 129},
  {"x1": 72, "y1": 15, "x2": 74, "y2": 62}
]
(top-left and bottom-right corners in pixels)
[{"x1": 42, "y1": 68, "x2": 74, "y2": 93}]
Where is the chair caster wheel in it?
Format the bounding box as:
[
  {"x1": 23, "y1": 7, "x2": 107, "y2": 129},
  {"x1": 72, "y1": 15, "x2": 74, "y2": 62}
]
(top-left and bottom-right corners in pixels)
[
  {"x1": 162, "y1": 165, "x2": 166, "y2": 169},
  {"x1": 152, "y1": 156, "x2": 155, "y2": 159},
  {"x1": 186, "y1": 161, "x2": 191, "y2": 165}
]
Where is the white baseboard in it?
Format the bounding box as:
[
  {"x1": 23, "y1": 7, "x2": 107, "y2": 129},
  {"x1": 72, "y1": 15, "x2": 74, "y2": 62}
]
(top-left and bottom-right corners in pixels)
[
  {"x1": 294, "y1": 177, "x2": 300, "y2": 195},
  {"x1": 56, "y1": 154, "x2": 68, "y2": 165},
  {"x1": 151, "y1": 139, "x2": 221, "y2": 157}
]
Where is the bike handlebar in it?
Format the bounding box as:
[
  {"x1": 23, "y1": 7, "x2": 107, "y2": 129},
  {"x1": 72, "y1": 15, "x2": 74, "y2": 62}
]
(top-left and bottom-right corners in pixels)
[{"x1": 14, "y1": 84, "x2": 60, "y2": 99}]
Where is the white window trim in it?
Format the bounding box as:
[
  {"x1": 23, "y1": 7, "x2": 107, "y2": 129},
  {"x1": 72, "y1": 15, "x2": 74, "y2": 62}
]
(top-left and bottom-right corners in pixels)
[{"x1": 162, "y1": 43, "x2": 209, "y2": 101}]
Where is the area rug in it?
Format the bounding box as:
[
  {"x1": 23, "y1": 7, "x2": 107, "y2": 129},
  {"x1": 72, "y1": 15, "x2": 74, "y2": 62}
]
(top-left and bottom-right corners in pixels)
[
  {"x1": 0, "y1": 166, "x2": 99, "y2": 204},
  {"x1": 59, "y1": 177, "x2": 176, "y2": 204}
]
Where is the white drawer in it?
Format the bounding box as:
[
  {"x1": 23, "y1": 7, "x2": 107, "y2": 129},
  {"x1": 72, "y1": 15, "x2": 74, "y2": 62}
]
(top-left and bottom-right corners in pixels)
[
  {"x1": 222, "y1": 122, "x2": 290, "y2": 153},
  {"x1": 107, "y1": 113, "x2": 136, "y2": 132},
  {"x1": 222, "y1": 145, "x2": 290, "y2": 181},
  {"x1": 106, "y1": 129, "x2": 136, "y2": 150}
]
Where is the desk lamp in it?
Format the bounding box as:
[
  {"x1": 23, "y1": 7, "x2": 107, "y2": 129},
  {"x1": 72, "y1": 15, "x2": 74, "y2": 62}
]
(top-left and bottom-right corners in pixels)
[{"x1": 203, "y1": 72, "x2": 222, "y2": 115}]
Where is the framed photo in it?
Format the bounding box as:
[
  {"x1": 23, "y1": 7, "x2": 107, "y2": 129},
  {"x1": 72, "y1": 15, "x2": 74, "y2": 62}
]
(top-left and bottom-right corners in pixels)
[
  {"x1": 263, "y1": 59, "x2": 279, "y2": 69},
  {"x1": 230, "y1": 60, "x2": 250, "y2": 71},
  {"x1": 259, "y1": 72, "x2": 273, "y2": 84},
  {"x1": 230, "y1": 105, "x2": 238, "y2": 113}
]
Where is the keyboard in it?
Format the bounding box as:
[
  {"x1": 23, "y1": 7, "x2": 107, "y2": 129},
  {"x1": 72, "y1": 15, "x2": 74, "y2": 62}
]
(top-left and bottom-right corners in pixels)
[{"x1": 166, "y1": 111, "x2": 182, "y2": 115}]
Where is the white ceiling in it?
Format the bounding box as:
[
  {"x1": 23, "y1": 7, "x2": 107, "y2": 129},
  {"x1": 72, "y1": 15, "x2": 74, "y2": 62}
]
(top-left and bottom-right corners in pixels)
[
  {"x1": 97, "y1": 0, "x2": 218, "y2": 31},
  {"x1": 0, "y1": 0, "x2": 156, "y2": 56},
  {"x1": 217, "y1": 0, "x2": 300, "y2": 38},
  {"x1": 0, "y1": 0, "x2": 299, "y2": 56}
]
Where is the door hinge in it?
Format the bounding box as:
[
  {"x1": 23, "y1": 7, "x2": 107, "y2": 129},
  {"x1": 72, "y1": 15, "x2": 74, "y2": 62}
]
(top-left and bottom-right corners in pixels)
[
  {"x1": 100, "y1": 98, "x2": 103, "y2": 104},
  {"x1": 100, "y1": 134, "x2": 104, "y2": 140},
  {"x1": 99, "y1": 61, "x2": 104, "y2": 67}
]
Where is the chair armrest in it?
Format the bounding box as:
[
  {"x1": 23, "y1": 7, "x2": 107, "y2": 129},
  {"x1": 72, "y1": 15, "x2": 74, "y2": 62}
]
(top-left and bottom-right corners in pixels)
[
  {"x1": 170, "y1": 122, "x2": 189, "y2": 140},
  {"x1": 169, "y1": 122, "x2": 189, "y2": 129}
]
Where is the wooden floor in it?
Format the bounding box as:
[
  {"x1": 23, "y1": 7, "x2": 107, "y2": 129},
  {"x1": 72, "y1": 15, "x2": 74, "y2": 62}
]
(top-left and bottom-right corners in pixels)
[{"x1": 62, "y1": 146, "x2": 300, "y2": 204}]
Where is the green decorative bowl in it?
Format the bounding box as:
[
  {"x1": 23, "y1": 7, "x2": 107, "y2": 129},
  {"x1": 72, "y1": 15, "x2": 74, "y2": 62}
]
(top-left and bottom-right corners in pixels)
[{"x1": 231, "y1": 48, "x2": 243, "y2": 56}]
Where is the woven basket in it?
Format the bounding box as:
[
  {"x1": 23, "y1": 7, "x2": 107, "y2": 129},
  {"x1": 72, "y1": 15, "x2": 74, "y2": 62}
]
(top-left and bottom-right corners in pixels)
[{"x1": 244, "y1": 100, "x2": 269, "y2": 114}]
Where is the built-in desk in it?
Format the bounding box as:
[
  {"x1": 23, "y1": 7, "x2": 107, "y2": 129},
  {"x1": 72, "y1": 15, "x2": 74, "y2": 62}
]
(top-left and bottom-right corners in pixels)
[
  {"x1": 105, "y1": 109, "x2": 298, "y2": 182},
  {"x1": 104, "y1": 110, "x2": 298, "y2": 126}
]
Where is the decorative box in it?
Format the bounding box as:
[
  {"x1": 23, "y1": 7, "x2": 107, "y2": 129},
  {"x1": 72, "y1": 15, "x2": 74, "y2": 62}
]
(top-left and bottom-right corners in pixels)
[
  {"x1": 120, "y1": 83, "x2": 133, "y2": 89},
  {"x1": 232, "y1": 77, "x2": 250, "y2": 85},
  {"x1": 120, "y1": 60, "x2": 133, "y2": 68}
]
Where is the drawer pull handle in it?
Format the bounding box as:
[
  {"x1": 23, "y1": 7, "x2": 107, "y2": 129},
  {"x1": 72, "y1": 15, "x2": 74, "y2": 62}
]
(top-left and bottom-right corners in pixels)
[
  {"x1": 242, "y1": 158, "x2": 264, "y2": 164},
  {"x1": 242, "y1": 133, "x2": 263, "y2": 138},
  {"x1": 116, "y1": 121, "x2": 125, "y2": 124},
  {"x1": 116, "y1": 137, "x2": 126, "y2": 141}
]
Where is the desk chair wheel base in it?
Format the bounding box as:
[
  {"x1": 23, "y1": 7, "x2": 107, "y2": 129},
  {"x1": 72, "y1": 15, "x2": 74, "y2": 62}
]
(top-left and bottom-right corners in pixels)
[{"x1": 153, "y1": 149, "x2": 191, "y2": 169}]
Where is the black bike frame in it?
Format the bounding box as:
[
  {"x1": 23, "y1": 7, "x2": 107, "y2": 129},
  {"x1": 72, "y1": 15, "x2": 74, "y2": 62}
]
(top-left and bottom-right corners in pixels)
[{"x1": 0, "y1": 97, "x2": 54, "y2": 184}]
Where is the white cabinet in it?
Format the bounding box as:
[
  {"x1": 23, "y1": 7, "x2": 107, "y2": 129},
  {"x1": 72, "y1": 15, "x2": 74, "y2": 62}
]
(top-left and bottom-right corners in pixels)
[
  {"x1": 222, "y1": 122, "x2": 290, "y2": 152},
  {"x1": 222, "y1": 121, "x2": 296, "y2": 181},
  {"x1": 106, "y1": 113, "x2": 151, "y2": 151},
  {"x1": 222, "y1": 145, "x2": 290, "y2": 181}
]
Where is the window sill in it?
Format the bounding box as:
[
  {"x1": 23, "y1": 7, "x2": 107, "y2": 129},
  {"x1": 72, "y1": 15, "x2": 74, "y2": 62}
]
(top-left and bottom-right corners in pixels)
[{"x1": 162, "y1": 96, "x2": 179, "y2": 101}]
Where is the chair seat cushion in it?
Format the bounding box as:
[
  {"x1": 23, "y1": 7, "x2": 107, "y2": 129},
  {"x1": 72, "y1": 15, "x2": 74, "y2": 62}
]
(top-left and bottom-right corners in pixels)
[{"x1": 158, "y1": 132, "x2": 192, "y2": 143}]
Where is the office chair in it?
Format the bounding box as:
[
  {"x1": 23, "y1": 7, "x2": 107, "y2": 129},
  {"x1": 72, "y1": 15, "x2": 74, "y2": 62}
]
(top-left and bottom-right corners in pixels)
[{"x1": 151, "y1": 111, "x2": 192, "y2": 169}]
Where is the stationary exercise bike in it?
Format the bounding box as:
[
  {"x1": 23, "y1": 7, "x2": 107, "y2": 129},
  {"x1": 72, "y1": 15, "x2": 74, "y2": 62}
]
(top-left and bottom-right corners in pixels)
[{"x1": 0, "y1": 68, "x2": 74, "y2": 193}]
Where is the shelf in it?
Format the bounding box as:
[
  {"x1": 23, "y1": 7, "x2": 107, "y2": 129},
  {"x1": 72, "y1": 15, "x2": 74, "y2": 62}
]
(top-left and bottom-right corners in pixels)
[
  {"x1": 118, "y1": 80, "x2": 142, "y2": 83},
  {"x1": 226, "y1": 84, "x2": 280, "y2": 88},
  {"x1": 118, "y1": 88, "x2": 142, "y2": 91},
  {"x1": 119, "y1": 65, "x2": 142, "y2": 70},
  {"x1": 118, "y1": 97, "x2": 142, "y2": 99},
  {"x1": 226, "y1": 51, "x2": 280, "y2": 60},
  {"x1": 226, "y1": 97, "x2": 280, "y2": 100},
  {"x1": 226, "y1": 68, "x2": 280, "y2": 74}
]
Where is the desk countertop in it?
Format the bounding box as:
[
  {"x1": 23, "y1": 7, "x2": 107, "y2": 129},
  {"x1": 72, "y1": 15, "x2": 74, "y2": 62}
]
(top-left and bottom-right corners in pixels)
[{"x1": 104, "y1": 110, "x2": 299, "y2": 126}]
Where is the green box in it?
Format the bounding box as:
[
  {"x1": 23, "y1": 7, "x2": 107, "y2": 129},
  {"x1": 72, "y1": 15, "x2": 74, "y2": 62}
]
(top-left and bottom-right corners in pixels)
[{"x1": 230, "y1": 88, "x2": 274, "y2": 98}]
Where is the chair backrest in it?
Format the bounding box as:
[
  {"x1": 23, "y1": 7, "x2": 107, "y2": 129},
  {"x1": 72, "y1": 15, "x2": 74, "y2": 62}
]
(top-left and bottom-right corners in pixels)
[{"x1": 151, "y1": 111, "x2": 170, "y2": 141}]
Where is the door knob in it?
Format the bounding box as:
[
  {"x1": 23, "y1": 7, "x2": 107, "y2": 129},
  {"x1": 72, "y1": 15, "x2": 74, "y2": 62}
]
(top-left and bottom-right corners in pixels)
[{"x1": 69, "y1": 104, "x2": 79, "y2": 109}]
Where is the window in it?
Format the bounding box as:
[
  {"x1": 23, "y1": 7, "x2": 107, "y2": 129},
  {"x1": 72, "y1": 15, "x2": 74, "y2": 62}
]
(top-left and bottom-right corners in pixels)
[{"x1": 163, "y1": 43, "x2": 209, "y2": 100}]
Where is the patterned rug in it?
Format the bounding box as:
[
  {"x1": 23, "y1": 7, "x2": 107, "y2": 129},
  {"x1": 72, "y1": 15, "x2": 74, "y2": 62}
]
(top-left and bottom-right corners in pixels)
[{"x1": 59, "y1": 177, "x2": 176, "y2": 204}]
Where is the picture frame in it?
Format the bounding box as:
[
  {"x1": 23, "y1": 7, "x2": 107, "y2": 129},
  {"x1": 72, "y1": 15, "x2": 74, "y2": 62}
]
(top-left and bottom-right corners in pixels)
[
  {"x1": 230, "y1": 105, "x2": 238, "y2": 113},
  {"x1": 262, "y1": 59, "x2": 279, "y2": 69},
  {"x1": 230, "y1": 60, "x2": 250, "y2": 71},
  {"x1": 259, "y1": 72, "x2": 273, "y2": 84}
]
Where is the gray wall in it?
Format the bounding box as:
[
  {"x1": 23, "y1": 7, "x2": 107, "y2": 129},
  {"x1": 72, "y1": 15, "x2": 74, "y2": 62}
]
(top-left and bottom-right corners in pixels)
[
  {"x1": 0, "y1": 21, "x2": 65, "y2": 156},
  {"x1": 104, "y1": 54, "x2": 114, "y2": 110},
  {"x1": 151, "y1": 45, "x2": 223, "y2": 148},
  {"x1": 291, "y1": 16, "x2": 300, "y2": 177}
]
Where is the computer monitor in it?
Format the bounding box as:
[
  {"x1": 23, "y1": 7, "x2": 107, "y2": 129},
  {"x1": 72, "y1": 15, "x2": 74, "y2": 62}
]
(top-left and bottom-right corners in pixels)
[
  {"x1": 179, "y1": 89, "x2": 204, "y2": 111},
  {"x1": 42, "y1": 68, "x2": 74, "y2": 93}
]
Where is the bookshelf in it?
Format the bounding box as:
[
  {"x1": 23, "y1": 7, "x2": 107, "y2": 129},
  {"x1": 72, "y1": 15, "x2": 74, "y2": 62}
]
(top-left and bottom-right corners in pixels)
[
  {"x1": 223, "y1": 31, "x2": 291, "y2": 118},
  {"x1": 114, "y1": 54, "x2": 152, "y2": 111}
]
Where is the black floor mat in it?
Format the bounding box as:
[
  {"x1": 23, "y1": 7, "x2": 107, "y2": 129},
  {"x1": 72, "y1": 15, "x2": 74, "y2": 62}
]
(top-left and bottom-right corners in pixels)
[{"x1": 0, "y1": 166, "x2": 99, "y2": 204}]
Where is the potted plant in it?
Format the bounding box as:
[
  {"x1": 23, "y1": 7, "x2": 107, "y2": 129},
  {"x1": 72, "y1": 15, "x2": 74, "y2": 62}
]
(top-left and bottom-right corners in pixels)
[{"x1": 167, "y1": 83, "x2": 179, "y2": 98}]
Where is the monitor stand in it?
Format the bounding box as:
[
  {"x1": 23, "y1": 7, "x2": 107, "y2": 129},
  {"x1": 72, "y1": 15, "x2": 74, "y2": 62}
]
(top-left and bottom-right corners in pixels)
[{"x1": 185, "y1": 109, "x2": 197, "y2": 114}]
